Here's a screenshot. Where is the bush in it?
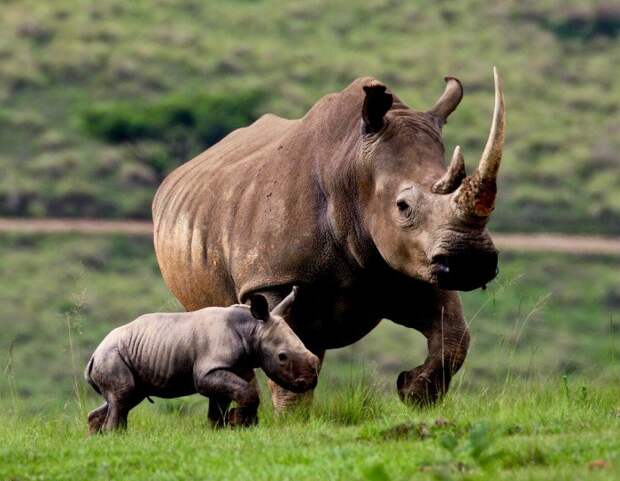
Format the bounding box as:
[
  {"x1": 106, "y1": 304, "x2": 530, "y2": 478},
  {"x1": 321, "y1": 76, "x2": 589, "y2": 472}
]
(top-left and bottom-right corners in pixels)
[
  {"x1": 81, "y1": 89, "x2": 265, "y2": 180},
  {"x1": 522, "y1": 3, "x2": 620, "y2": 42},
  {"x1": 82, "y1": 89, "x2": 264, "y2": 145},
  {"x1": 553, "y1": 4, "x2": 620, "y2": 41}
]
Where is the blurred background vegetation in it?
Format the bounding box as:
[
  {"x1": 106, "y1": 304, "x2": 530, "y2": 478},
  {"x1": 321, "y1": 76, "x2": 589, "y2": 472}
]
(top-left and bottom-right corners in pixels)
[
  {"x1": 0, "y1": 0, "x2": 618, "y2": 410},
  {"x1": 0, "y1": 0, "x2": 619, "y2": 232}
]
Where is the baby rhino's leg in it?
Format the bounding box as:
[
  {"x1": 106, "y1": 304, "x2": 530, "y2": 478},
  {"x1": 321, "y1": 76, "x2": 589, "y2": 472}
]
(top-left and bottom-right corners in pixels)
[
  {"x1": 90, "y1": 350, "x2": 143, "y2": 432},
  {"x1": 227, "y1": 370, "x2": 259, "y2": 428},
  {"x1": 207, "y1": 397, "x2": 231, "y2": 428},
  {"x1": 87, "y1": 403, "x2": 108, "y2": 435},
  {"x1": 196, "y1": 369, "x2": 259, "y2": 428}
]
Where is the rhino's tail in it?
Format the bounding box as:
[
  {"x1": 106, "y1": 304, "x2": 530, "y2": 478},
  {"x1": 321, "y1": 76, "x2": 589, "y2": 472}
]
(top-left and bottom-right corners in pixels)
[{"x1": 84, "y1": 356, "x2": 102, "y2": 395}]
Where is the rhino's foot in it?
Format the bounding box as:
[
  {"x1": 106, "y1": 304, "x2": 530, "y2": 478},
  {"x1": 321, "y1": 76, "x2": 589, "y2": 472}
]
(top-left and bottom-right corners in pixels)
[
  {"x1": 87, "y1": 403, "x2": 109, "y2": 435},
  {"x1": 267, "y1": 379, "x2": 314, "y2": 413},
  {"x1": 397, "y1": 366, "x2": 448, "y2": 407},
  {"x1": 227, "y1": 407, "x2": 258, "y2": 428}
]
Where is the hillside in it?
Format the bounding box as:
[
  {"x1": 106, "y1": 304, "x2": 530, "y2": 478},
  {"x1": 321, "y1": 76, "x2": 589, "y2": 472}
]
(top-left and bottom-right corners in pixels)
[{"x1": 1, "y1": 0, "x2": 619, "y2": 233}]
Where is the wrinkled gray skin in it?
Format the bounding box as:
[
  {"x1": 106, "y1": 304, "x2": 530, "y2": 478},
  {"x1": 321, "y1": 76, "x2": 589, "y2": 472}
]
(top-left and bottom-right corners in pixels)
[{"x1": 85, "y1": 287, "x2": 319, "y2": 433}]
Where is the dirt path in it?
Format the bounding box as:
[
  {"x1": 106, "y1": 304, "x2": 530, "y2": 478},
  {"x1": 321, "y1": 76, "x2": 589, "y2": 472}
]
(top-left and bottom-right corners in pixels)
[
  {"x1": 0, "y1": 218, "x2": 153, "y2": 235},
  {"x1": 491, "y1": 233, "x2": 620, "y2": 256},
  {"x1": 1, "y1": 217, "x2": 619, "y2": 256}
]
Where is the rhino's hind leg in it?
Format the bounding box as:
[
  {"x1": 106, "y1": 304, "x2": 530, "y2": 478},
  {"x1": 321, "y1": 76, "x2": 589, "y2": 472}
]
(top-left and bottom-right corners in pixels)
[
  {"x1": 102, "y1": 402, "x2": 124, "y2": 431},
  {"x1": 91, "y1": 351, "x2": 143, "y2": 432},
  {"x1": 102, "y1": 394, "x2": 143, "y2": 432},
  {"x1": 267, "y1": 350, "x2": 324, "y2": 413},
  {"x1": 87, "y1": 403, "x2": 109, "y2": 435}
]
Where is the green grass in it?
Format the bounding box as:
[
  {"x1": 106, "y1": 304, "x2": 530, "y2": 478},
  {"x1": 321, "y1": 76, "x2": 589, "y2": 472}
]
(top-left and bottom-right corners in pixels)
[
  {"x1": 1, "y1": 0, "x2": 619, "y2": 232},
  {"x1": 0, "y1": 234, "x2": 617, "y2": 480},
  {"x1": 0, "y1": 234, "x2": 618, "y2": 408},
  {"x1": 1, "y1": 380, "x2": 619, "y2": 481}
]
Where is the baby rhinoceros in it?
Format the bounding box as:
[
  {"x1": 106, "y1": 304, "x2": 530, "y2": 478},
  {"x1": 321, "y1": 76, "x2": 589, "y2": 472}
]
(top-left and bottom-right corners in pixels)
[{"x1": 85, "y1": 286, "x2": 319, "y2": 433}]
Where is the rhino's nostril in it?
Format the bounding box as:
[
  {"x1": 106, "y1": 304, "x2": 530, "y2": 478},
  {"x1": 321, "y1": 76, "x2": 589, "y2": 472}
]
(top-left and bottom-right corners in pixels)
[
  {"x1": 432, "y1": 250, "x2": 498, "y2": 291},
  {"x1": 437, "y1": 264, "x2": 450, "y2": 274},
  {"x1": 278, "y1": 352, "x2": 288, "y2": 363}
]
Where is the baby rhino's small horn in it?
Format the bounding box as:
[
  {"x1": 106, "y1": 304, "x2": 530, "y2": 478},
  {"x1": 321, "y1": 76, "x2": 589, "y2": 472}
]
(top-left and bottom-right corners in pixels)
[{"x1": 271, "y1": 286, "x2": 298, "y2": 318}]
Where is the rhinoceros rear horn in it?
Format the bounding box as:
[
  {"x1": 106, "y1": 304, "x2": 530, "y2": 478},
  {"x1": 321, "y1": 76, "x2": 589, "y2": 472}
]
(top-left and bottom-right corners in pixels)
[
  {"x1": 271, "y1": 286, "x2": 299, "y2": 319},
  {"x1": 428, "y1": 76, "x2": 463, "y2": 126},
  {"x1": 432, "y1": 145, "x2": 466, "y2": 194},
  {"x1": 362, "y1": 81, "x2": 393, "y2": 133}
]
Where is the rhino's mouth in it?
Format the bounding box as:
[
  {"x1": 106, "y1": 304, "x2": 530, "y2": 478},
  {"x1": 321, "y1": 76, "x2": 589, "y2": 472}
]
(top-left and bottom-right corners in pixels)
[
  {"x1": 431, "y1": 252, "x2": 498, "y2": 291},
  {"x1": 288, "y1": 375, "x2": 318, "y2": 393}
]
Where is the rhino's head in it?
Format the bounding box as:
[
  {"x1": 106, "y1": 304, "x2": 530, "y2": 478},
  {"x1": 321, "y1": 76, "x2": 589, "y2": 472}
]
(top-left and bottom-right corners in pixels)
[
  {"x1": 356, "y1": 68, "x2": 505, "y2": 291},
  {"x1": 249, "y1": 287, "x2": 319, "y2": 392}
]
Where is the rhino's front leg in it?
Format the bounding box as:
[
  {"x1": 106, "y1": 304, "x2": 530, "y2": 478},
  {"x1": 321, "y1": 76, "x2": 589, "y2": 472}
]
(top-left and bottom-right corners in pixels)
[
  {"x1": 267, "y1": 349, "x2": 324, "y2": 413},
  {"x1": 394, "y1": 290, "x2": 470, "y2": 406},
  {"x1": 196, "y1": 369, "x2": 259, "y2": 427},
  {"x1": 251, "y1": 288, "x2": 325, "y2": 413},
  {"x1": 207, "y1": 396, "x2": 231, "y2": 428}
]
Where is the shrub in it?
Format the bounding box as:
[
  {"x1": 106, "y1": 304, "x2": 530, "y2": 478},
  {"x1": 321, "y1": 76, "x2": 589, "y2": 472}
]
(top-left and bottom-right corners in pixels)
[
  {"x1": 521, "y1": 3, "x2": 620, "y2": 42},
  {"x1": 82, "y1": 89, "x2": 264, "y2": 145},
  {"x1": 81, "y1": 89, "x2": 265, "y2": 180}
]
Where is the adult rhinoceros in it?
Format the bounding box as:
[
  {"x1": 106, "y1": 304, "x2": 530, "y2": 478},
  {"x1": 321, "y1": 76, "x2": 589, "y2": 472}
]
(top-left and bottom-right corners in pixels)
[{"x1": 153, "y1": 67, "x2": 505, "y2": 408}]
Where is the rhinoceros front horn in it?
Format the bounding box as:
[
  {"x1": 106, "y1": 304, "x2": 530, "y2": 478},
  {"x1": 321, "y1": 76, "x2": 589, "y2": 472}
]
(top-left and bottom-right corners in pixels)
[{"x1": 452, "y1": 67, "x2": 505, "y2": 219}]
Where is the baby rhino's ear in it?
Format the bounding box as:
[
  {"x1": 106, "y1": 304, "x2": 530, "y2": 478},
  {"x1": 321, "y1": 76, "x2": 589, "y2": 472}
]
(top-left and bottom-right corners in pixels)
[{"x1": 249, "y1": 294, "x2": 270, "y2": 322}]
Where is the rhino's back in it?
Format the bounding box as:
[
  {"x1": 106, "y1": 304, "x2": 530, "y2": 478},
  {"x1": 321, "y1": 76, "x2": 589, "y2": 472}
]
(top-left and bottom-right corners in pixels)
[
  {"x1": 100, "y1": 307, "x2": 248, "y2": 395},
  {"x1": 153, "y1": 112, "x2": 333, "y2": 310}
]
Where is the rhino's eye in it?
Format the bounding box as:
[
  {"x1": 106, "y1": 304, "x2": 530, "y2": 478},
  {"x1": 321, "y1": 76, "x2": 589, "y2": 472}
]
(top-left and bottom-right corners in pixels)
[{"x1": 396, "y1": 199, "x2": 410, "y2": 214}]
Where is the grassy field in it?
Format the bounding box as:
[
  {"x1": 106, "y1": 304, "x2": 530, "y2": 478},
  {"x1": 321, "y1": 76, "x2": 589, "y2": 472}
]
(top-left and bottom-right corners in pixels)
[
  {"x1": 0, "y1": 234, "x2": 618, "y2": 408},
  {"x1": 1, "y1": 0, "x2": 619, "y2": 233},
  {"x1": 0, "y1": 235, "x2": 617, "y2": 480},
  {"x1": 1, "y1": 381, "x2": 619, "y2": 481}
]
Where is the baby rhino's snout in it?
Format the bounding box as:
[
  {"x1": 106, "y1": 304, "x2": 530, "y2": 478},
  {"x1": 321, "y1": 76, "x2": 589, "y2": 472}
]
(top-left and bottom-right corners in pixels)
[
  {"x1": 276, "y1": 349, "x2": 319, "y2": 393},
  {"x1": 255, "y1": 286, "x2": 320, "y2": 393},
  {"x1": 292, "y1": 352, "x2": 320, "y2": 392}
]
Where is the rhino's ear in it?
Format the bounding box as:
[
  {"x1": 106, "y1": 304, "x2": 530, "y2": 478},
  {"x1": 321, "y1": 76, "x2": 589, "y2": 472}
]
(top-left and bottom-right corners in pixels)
[
  {"x1": 362, "y1": 81, "x2": 393, "y2": 133},
  {"x1": 249, "y1": 294, "x2": 270, "y2": 322},
  {"x1": 428, "y1": 76, "x2": 463, "y2": 127}
]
